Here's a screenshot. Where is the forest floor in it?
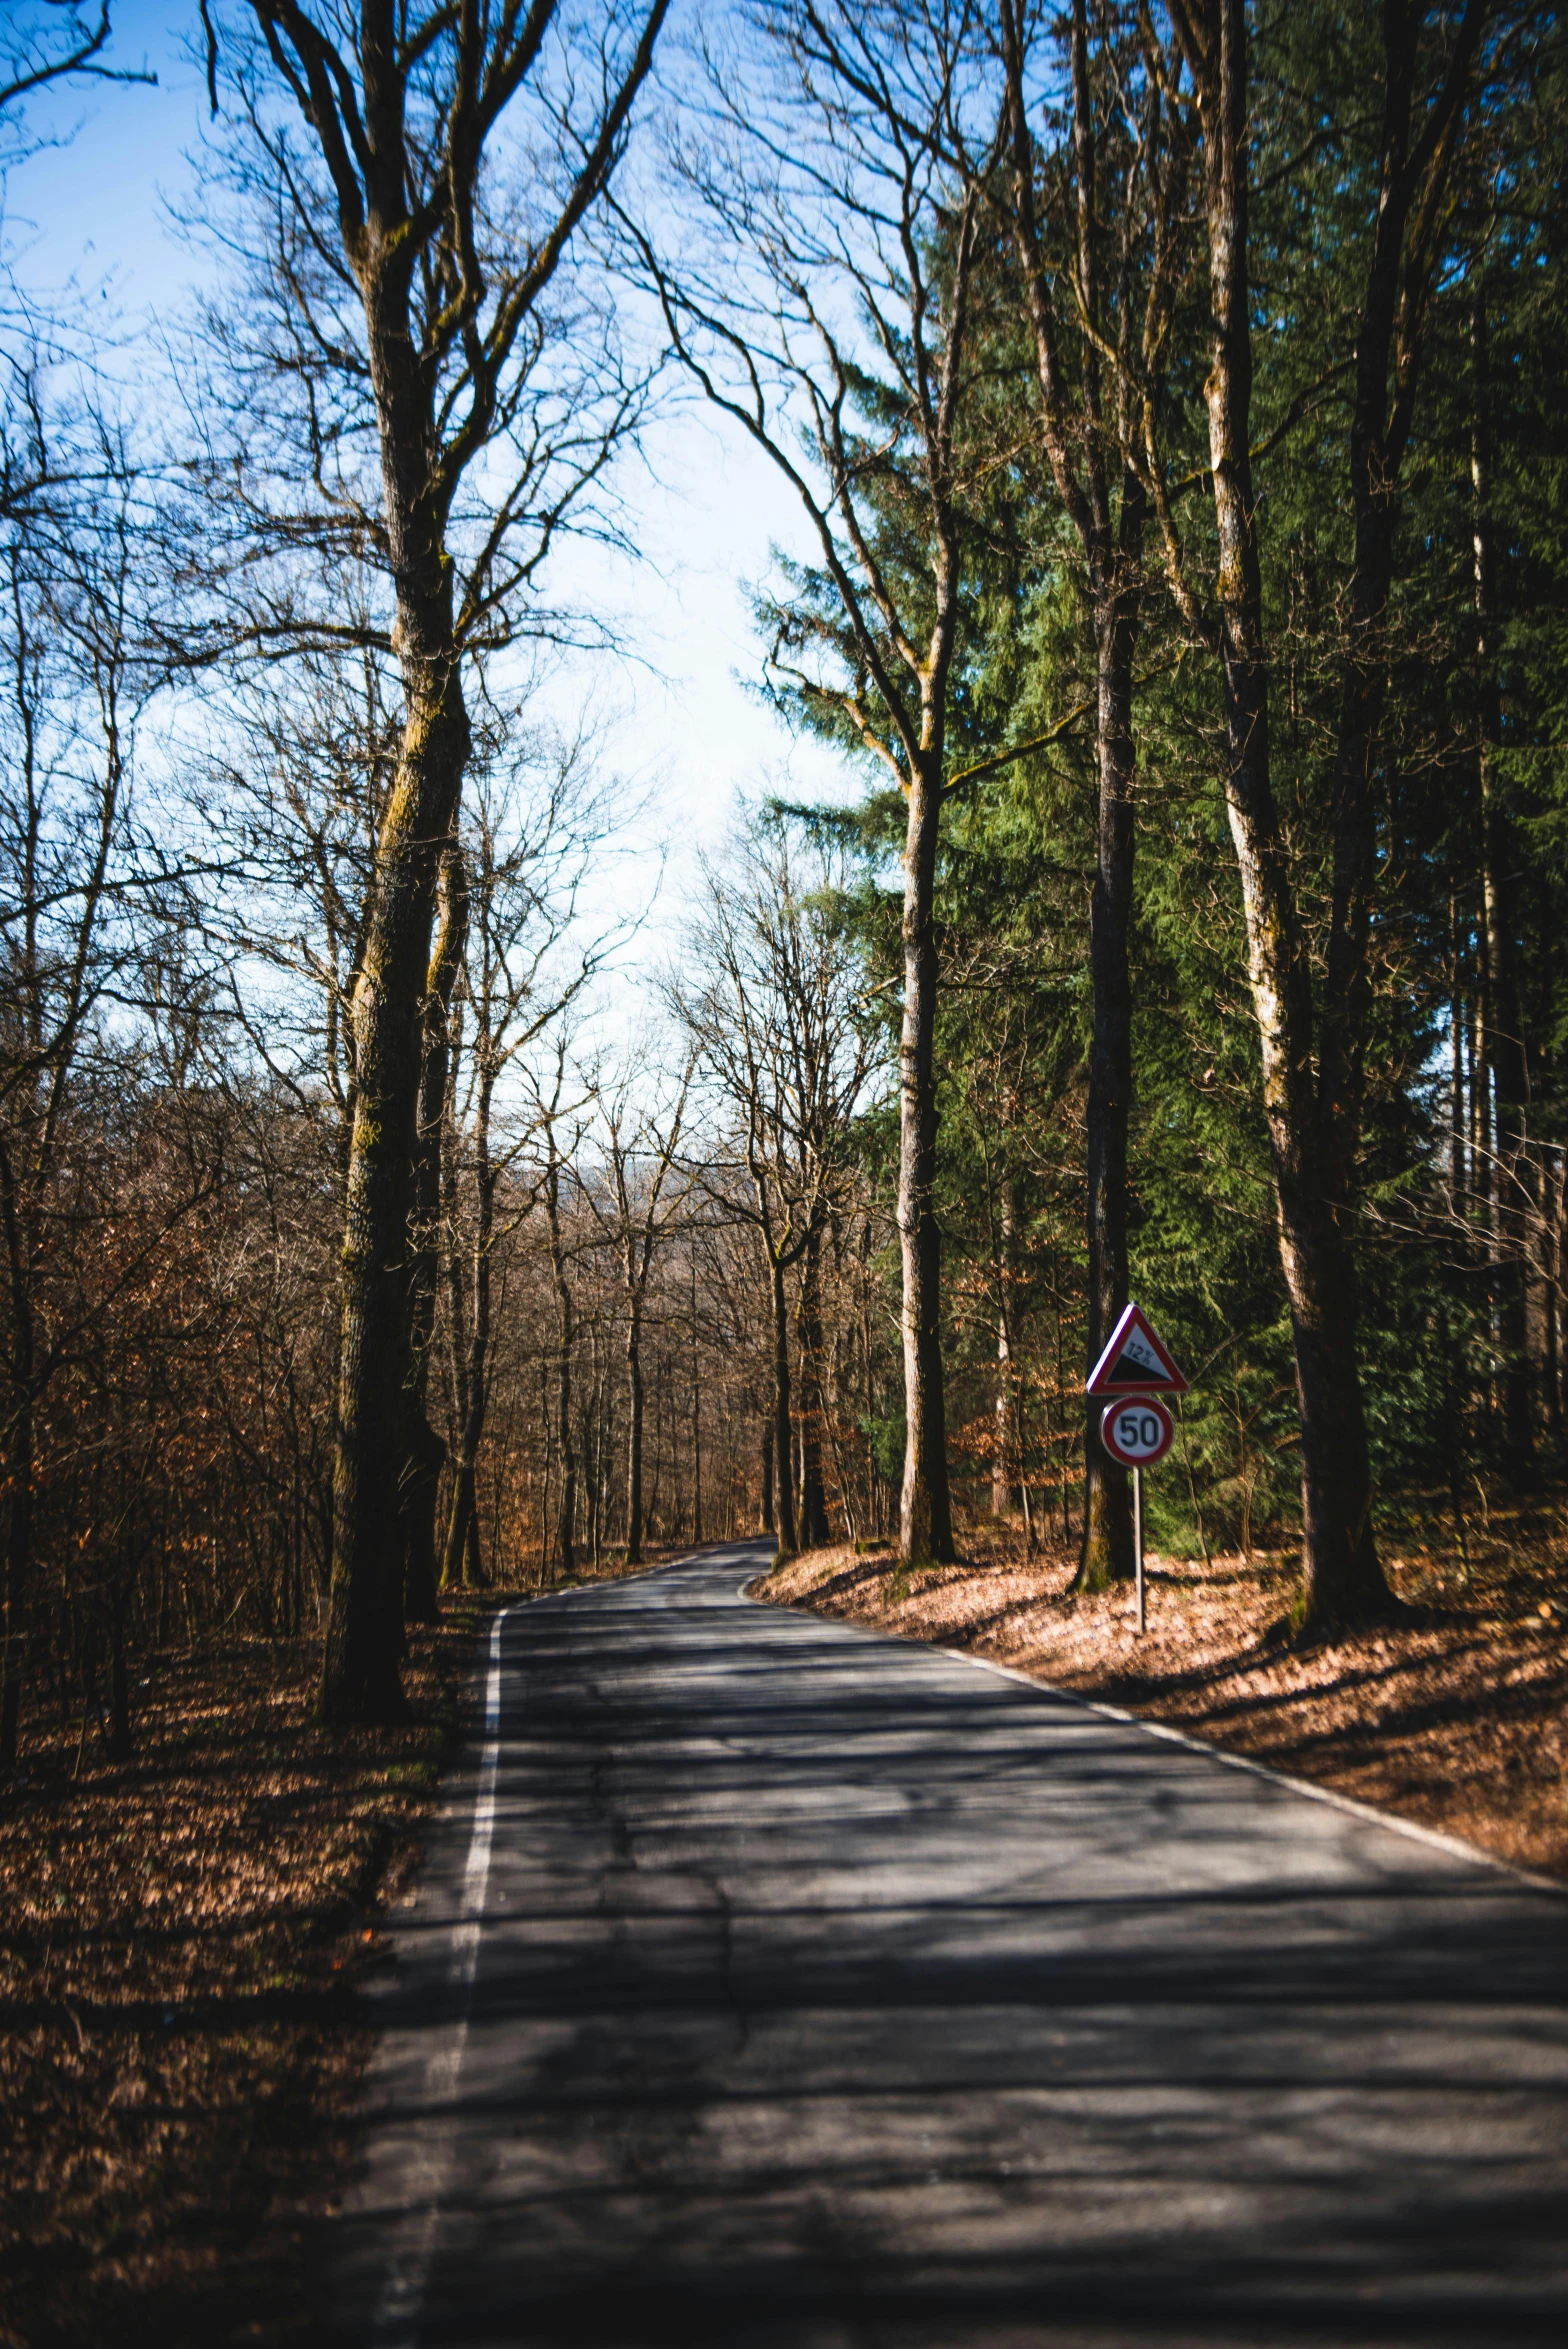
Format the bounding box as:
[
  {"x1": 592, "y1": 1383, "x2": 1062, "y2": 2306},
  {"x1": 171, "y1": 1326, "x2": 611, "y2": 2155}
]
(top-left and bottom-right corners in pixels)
[
  {"x1": 761, "y1": 1507, "x2": 1568, "y2": 1885},
  {"x1": 0, "y1": 1547, "x2": 665, "y2": 2349}
]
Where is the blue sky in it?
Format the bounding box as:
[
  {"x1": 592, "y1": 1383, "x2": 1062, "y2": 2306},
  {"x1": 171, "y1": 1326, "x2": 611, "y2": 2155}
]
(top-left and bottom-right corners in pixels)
[{"x1": 5, "y1": 0, "x2": 857, "y2": 1030}]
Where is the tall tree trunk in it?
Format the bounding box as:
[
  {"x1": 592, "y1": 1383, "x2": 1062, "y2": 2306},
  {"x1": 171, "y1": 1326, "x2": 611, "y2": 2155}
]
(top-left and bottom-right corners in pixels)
[
  {"x1": 1472, "y1": 286, "x2": 1534, "y2": 1485},
  {"x1": 251, "y1": 0, "x2": 668, "y2": 1730},
  {"x1": 798, "y1": 1230, "x2": 830, "y2": 1548},
  {"x1": 403, "y1": 844, "x2": 466, "y2": 1623},
  {"x1": 555, "y1": 1338, "x2": 577, "y2": 1574},
  {"x1": 771, "y1": 1257, "x2": 798, "y2": 1557},
  {"x1": 1193, "y1": 0, "x2": 1386, "y2": 1631},
  {"x1": 1075, "y1": 555, "x2": 1141, "y2": 1591},
  {"x1": 442, "y1": 1084, "x2": 496, "y2": 1590},
  {"x1": 538, "y1": 1361, "x2": 553, "y2": 1584},
  {"x1": 546, "y1": 1160, "x2": 577, "y2": 1577},
  {"x1": 760, "y1": 1420, "x2": 775, "y2": 1535},
  {"x1": 1471, "y1": 954, "x2": 1490, "y2": 1225},
  {"x1": 991, "y1": 1182, "x2": 1014, "y2": 1518},
  {"x1": 1175, "y1": 0, "x2": 1481, "y2": 1631},
  {"x1": 585, "y1": 1319, "x2": 604, "y2": 1572},
  {"x1": 690, "y1": 1251, "x2": 703, "y2": 1544},
  {"x1": 439, "y1": 1368, "x2": 483, "y2": 1586},
  {"x1": 321, "y1": 590, "x2": 470, "y2": 1721},
  {"x1": 624, "y1": 1298, "x2": 647, "y2": 1564},
  {"x1": 898, "y1": 753, "x2": 954, "y2": 1567},
  {"x1": 1001, "y1": 1, "x2": 1158, "y2": 1589}
]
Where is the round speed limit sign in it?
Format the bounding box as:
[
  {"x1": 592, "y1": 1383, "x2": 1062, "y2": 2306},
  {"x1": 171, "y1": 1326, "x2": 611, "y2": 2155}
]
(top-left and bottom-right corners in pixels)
[{"x1": 1100, "y1": 1395, "x2": 1174, "y2": 1469}]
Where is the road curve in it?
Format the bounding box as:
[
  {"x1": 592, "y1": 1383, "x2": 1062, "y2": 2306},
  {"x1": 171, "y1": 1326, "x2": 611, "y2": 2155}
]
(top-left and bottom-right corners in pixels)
[{"x1": 341, "y1": 1541, "x2": 1568, "y2": 2348}]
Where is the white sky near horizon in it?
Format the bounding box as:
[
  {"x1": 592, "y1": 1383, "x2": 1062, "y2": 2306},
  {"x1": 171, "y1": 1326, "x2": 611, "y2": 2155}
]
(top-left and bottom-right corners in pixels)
[{"x1": 5, "y1": 0, "x2": 861, "y2": 1061}]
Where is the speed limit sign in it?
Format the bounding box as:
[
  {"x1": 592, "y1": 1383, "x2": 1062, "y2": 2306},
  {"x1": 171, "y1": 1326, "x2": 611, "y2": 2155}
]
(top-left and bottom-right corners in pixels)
[{"x1": 1100, "y1": 1395, "x2": 1174, "y2": 1469}]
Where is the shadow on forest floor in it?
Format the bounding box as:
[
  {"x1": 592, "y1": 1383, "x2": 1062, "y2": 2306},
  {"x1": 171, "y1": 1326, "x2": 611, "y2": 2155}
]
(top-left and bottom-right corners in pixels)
[{"x1": 0, "y1": 1540, "x2": 704, "y2": 2349}]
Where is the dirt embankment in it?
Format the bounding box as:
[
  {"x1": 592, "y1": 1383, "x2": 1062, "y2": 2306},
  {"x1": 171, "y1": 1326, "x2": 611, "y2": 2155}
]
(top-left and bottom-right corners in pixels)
[{"x1": 760, "y1": 1529, "x2": 1568, "y2": 1884}]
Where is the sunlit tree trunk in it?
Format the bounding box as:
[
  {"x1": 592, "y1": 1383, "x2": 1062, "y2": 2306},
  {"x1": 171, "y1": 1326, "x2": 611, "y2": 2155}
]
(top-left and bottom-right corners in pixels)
[
  {"x1": 1449, "y1": 896, "x2": 1468, "y2": 1220},
  {"x1": 898, "y1": 753, "x2": 955, "y2": 1567},
  {"x1": 440, "y1": 1088, "x2": 495, "y2": 1589},
  {"x1": 1471, "y1": 286, "x2": 1534, "y2": 1485},
  {"x1": 1190, "y1": 0, "x2": 1385, "y2": 1630},
  {"x1": 798, "y1": 1230, "x2": 830, "y2": 1548},
  {"x1": 771, "y1": 1258, "x2": 798, "y2": 1558},
  {"x1": 760, "y1": 1421, "x2": 775, "y2": 1536},
  {"x1": 624, "y1": 1299, "x2": 648, "y2": 1563},
  {"x1": 403, "y1": 844, "x2": 466, "y2": 1621},
  {"x1": 245, "y1": 0, "x2": 669, "y2": 1723},
  {"x1": 321, "y1": 478, "x2": 472, "y2": 1715},
  {"x1": 545, "y1": 1152, "x2": 577, "y2": 1577},
  {"x1": 1165, "y1": 0, "x2": 1483, "y2": 1631},
  {"x1": 689, "y1": 1248, "x2": 704, "y2": 1545},
  {"x1": 1075, "y1": 579, "x2": 1140, "y2": 1590}
]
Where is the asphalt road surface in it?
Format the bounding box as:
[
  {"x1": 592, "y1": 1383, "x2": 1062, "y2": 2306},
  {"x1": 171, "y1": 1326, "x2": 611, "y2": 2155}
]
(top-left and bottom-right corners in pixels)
[{"x1": 341, "y1": 1541, "x2": 1568, "y2": 2348}]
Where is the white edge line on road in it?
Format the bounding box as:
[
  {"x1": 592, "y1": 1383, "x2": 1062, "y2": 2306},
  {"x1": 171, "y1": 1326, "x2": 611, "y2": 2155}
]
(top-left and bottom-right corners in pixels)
[
  {"x1": 372, "y1": 1601, "x2": 518, "y2": 2349},
  {"x1": 368, "y1": 1552, "x2": 726, "y2": 2347},
  {"x1": 739, "y1": 1571, "x2": 1566, "y2": 1902}
]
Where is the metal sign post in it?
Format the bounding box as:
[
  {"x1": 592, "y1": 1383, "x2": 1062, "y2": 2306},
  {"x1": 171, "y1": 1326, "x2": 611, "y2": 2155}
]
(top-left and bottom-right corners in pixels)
[
  {"x1": 1092, "y1": 1308, "x2": 1187, "y2": 1636},
  {"x1": 1099, "y1": 1395, "x2": 1172, "y2": 1634},
  {"x1": 1134, "y1": 1465, "x2": 1144, "y2": 1636}
]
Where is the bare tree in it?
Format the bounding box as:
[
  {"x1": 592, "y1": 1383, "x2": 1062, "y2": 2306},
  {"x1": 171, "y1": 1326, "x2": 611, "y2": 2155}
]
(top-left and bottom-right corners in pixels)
[
  {"x1": 533, "y1": 1043, "x2": 591, "y2": 1577},
  {"x1": 197, "y1": 0, "x2": 668, "y2": 1716},
  {"x1": 675, "y1": 807, "x2": 880, "y2": 1561},
  {"x1": 201, "y1": 621, "x2": 400, "y2": 1192},
  {"x1": 403, "y1": 834, "x2": 466, "y2": 1617},
  {"x1": 438, "y1": 732, "x2": 620, "y2": 1588},
  {"x1": 0, "y1": 3, "x2": 153, "y2": 154},
  {"x1": 200, "y1": 621, "x2": 447, "y2": 1618},
  {"x1": 586, "y1": 1047, "x2": 692, "y2": 1565},
  {"x1": 630, "y1": 1, "x2": 1012, "y2": 1564},
  {"x1": 0, "y1": 380, "x2": 196, "y2": 1765}
]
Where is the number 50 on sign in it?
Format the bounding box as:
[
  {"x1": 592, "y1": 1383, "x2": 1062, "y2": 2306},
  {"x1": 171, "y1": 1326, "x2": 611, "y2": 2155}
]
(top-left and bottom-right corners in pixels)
[{"x1": 1100, "y1": 1395, "x2": 1174, "y2": 1468}]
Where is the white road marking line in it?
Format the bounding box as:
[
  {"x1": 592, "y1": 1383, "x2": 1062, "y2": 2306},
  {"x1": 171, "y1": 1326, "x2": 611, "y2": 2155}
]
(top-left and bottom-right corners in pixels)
[
  {"x1": 737, "y1": 1570, "x2": 1566, "y2": 1900},
  {"x1": 372, "y1": 1605, "x2": 514, "y2": 2349},
  {"x1": 938, "y1": 1640, "x2": 1568, "y2": 1897}
]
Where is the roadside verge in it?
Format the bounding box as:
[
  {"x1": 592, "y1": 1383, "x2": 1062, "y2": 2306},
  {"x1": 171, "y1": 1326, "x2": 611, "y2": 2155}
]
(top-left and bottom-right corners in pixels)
[{"x1": 1, "y1": 1601, "x2": 487, "y2": 2349}]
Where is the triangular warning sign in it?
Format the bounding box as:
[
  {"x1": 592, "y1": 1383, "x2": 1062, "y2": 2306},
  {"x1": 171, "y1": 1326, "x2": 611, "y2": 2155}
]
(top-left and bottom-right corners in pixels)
[{"x1": 1085, "y1": 1302, "x2": 1189, "y2": 1396}]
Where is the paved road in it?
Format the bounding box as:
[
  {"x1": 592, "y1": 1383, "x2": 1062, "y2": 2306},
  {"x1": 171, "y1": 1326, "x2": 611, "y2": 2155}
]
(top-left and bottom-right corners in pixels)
[{"x1": 342, "y1": 1542, "x2": 1568, "y2": 2348}]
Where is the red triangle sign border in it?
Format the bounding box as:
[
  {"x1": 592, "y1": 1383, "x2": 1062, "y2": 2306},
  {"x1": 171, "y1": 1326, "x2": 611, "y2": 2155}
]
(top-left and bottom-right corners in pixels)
[{"x1": 1085, "y1": 1301, "x2": 1189, "y2": 1396}]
